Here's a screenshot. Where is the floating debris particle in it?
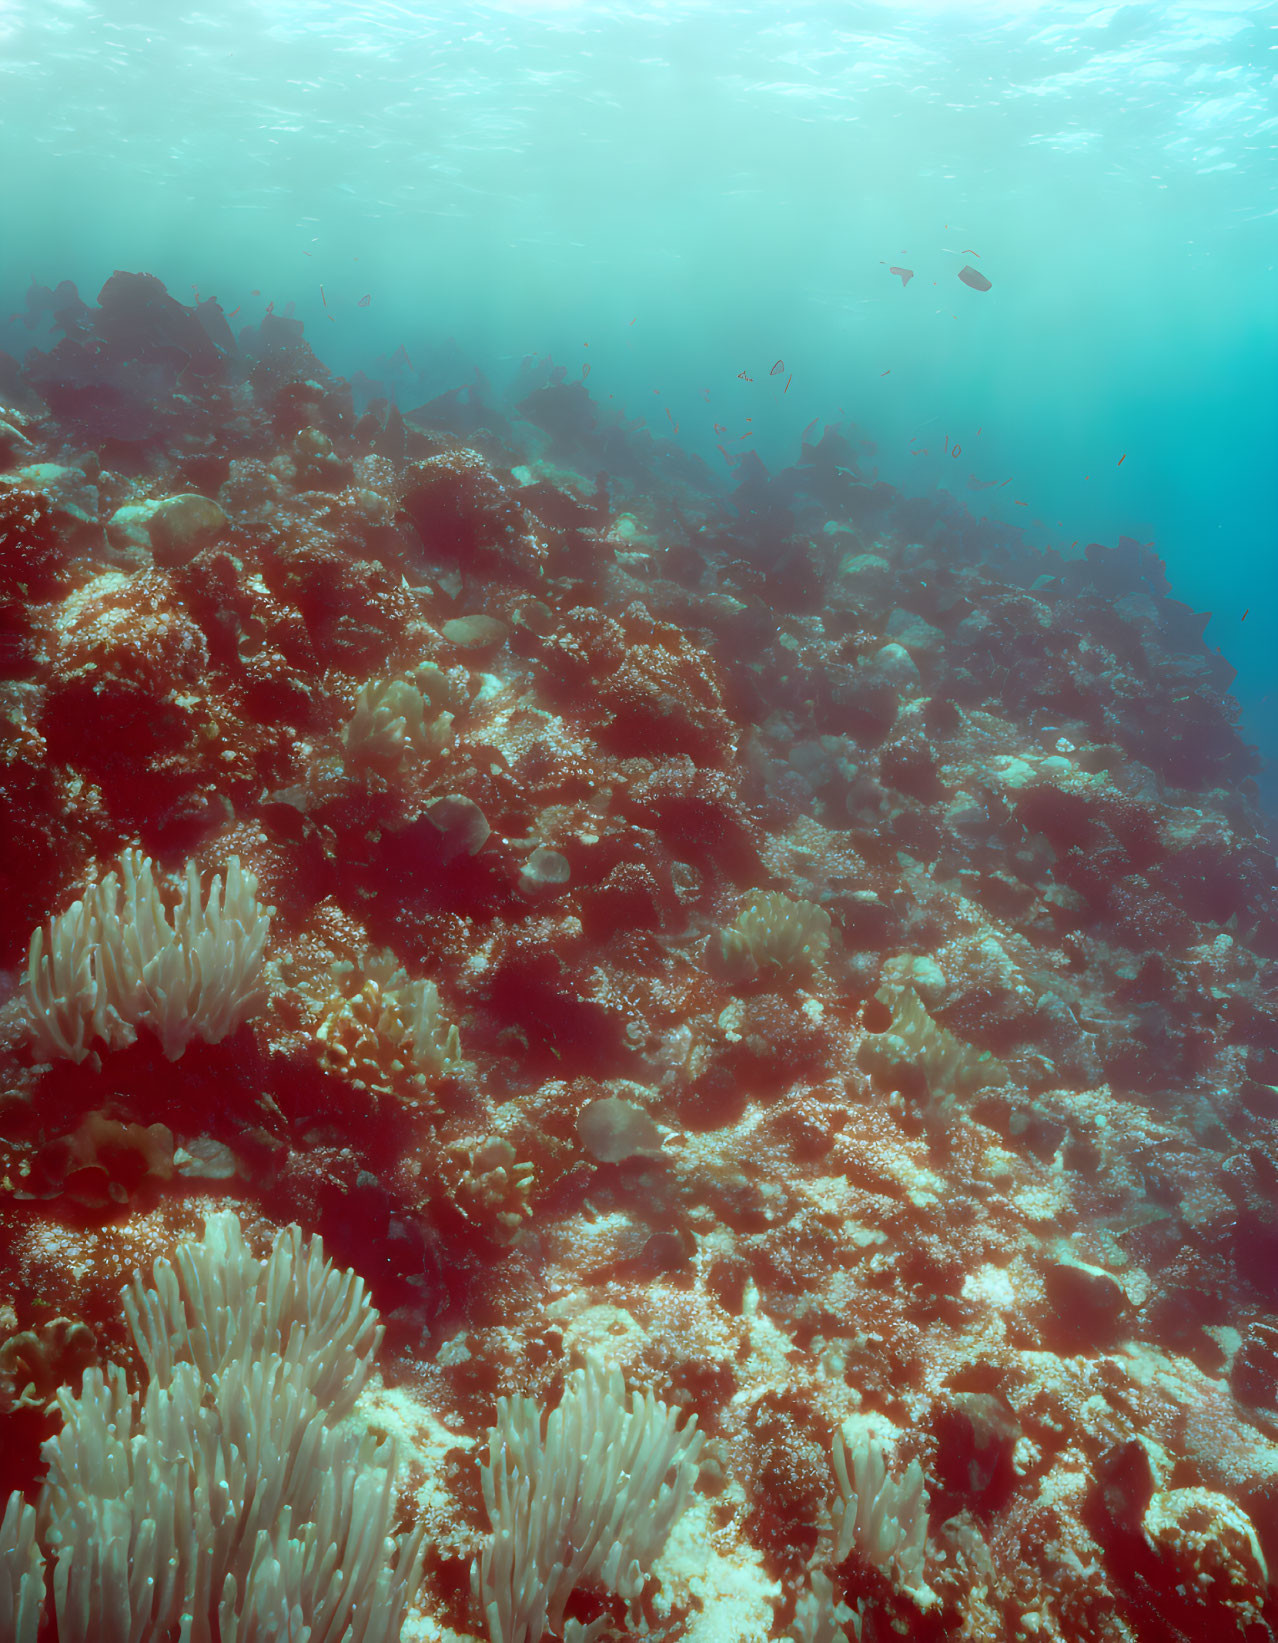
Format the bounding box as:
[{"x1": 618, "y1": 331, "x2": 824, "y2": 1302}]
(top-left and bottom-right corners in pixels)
[{"x1": 958, "y1": 265, "x2": 992, "y2": 291}]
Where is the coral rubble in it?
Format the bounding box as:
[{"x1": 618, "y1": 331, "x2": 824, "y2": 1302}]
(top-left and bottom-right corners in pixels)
[{"x1": 1, "y1": 271, "x2": 1277, "y2": 1643}]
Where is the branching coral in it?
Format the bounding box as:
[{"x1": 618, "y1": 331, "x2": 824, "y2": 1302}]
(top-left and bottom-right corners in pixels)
[
  {"x1": 0, "y1": 1494, "x2": 42, "y2": 1643},
  {"x1": 788, "y1": 1569, "x2": 862, "y2": 1643},
  {"x1": 3, "y1": 1212, "x2": 423, "y2": 1643},
  {"x1": 21, "y1": 849, "x2": 273, "y2": 1063},
  {"x1": 831, "y1": 1427, "x2": 930, "y2": 1591},
  {"x1": 473, "y1": 1357, "x2": 704, "y2": 1643}
]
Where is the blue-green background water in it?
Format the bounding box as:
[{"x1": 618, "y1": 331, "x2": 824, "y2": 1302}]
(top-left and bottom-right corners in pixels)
[{"x1": 2, "y1": 0, "x2": 1275, "y2": 803}]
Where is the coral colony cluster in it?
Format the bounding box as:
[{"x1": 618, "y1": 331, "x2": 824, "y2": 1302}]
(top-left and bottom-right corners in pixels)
[{"x1": 1, "y1": 270, "x2": 1277, "y2": 1643}]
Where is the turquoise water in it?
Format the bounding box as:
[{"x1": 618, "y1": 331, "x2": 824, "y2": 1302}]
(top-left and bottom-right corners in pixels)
[{"x1": 2, "y1": 0, "x2": 1275, "y2": 798}]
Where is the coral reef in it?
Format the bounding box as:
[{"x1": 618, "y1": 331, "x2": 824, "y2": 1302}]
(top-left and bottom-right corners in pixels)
[{"x1": 1, "y1": 271, "x2": 1277, "y2": 1643}]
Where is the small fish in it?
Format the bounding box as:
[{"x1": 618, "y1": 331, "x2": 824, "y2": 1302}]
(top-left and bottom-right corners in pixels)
[
  {"x1": 770, "y1": 359, "x2": 784, "y2": 375},
  {"x1": 227, "y1": 304, "x2": 241, "y2": 318},
  {"x1": 784, "y1": 374, "x2": 792, "y2": 394},
  {"x1": 944, "y1": 435, "x2": 949, "y2": 453},
  {"x1": 302, "y1": 250, "x2": 312, "y2": 257},
  {"x1": 962, "y1": 248, "x2": 980, "y2": 256},
  {"x1": 951, "y1": 444, "x2": 961, "y2": 458},
  {"x1": 977, "y1": 426, "x2": 982, "y2": 435},
  {"x1": 265, "y1": 301, "x2": 275, "y2": 315},
  {"x1": 880, "y1": 369, "x2": 890, "y2": 377},
  {"x1": 629, "y1": 317, "x2": 636, "y2": 325},
  {"x1": 1242, "y1": 608, "x2": 1250, "y2": 622},
  {"x1": 582, "y1": 363, "x2": 591, "y2": 379},
  {"x1": 999, "y1": 477, "x2": 1011, "y2": 487},
  {"x1": 1117, "y1": 453, "x2": 1126, "y2": 465},
  {"x1": 716, "y1": 443, "x2": 735, "y2": 465},
  {"x1": 251, "y1": 288, "x2": 260, "y2": 296},
  {"x1": 357, "y1": 294, "x2": 371, "y2": 307},
  {"x1": 1014, "y1": 499, "x2": 1027, "y2": 506},
  {"x1": 889, "y1": 266, "x2": 914, "y2": 287},
  {"x1": 739, "y1": 431, "x2": 753, "y2": 438},
  {"x1": 320, "y1": 285, "x2": 328, "y2": 309},
  {"x1": 701, "y1": 388, "x2": 710, "y2": 400},
  {"x1": 737, "y1": 370, "x2": 753, "y2": 381},
  {"x1": 714, "y1": 422, "x2": 726, "y2": 433},
  {"x1": 666, "y1": 407, "x2": 676, "y2": 426}
]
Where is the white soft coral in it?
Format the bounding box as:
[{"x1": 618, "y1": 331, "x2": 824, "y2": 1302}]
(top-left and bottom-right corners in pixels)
[{"x1": 21, "y1": 849, "x2": 273, "y2": 1062}]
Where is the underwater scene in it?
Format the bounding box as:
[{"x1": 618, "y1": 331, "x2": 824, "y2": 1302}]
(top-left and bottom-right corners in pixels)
[{"x1": 1, "y1": 0, "x2": 1277, "y2": 1639}]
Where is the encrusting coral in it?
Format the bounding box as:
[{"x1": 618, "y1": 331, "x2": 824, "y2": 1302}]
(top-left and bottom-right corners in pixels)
[
  {"x1": 315, "y1": 947, "x2": 462, "y2": 1104},
  {"x1": 1, "y1": 270, "x2": 1277, "y2": 1643},
  {"x1": 718, "y1": 890, "x2": 833, "y2": 982}
]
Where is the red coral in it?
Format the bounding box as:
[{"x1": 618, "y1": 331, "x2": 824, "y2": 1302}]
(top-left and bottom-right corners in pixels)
[
  {"x1": 537, "y1": 608, "x2": 627, "y2": 700},
  {"x1": 51, "y1": 568, "x2": 209, "y2": 687},
  {"x1": 260, "y1": 522, "x2": 413, "y2": 671},
  {"x1": 401, "y1": 449, "x2": 545, "y2": 580},
  {"x1": 595, "y1": 637, "x2": 735, "y2": 763},
  {"x1": 579, "y1": 860, "x2": 672, "y2": 940},
  {"x1": 620, "y1": 758, "x2": 761, "y2": 883}
]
